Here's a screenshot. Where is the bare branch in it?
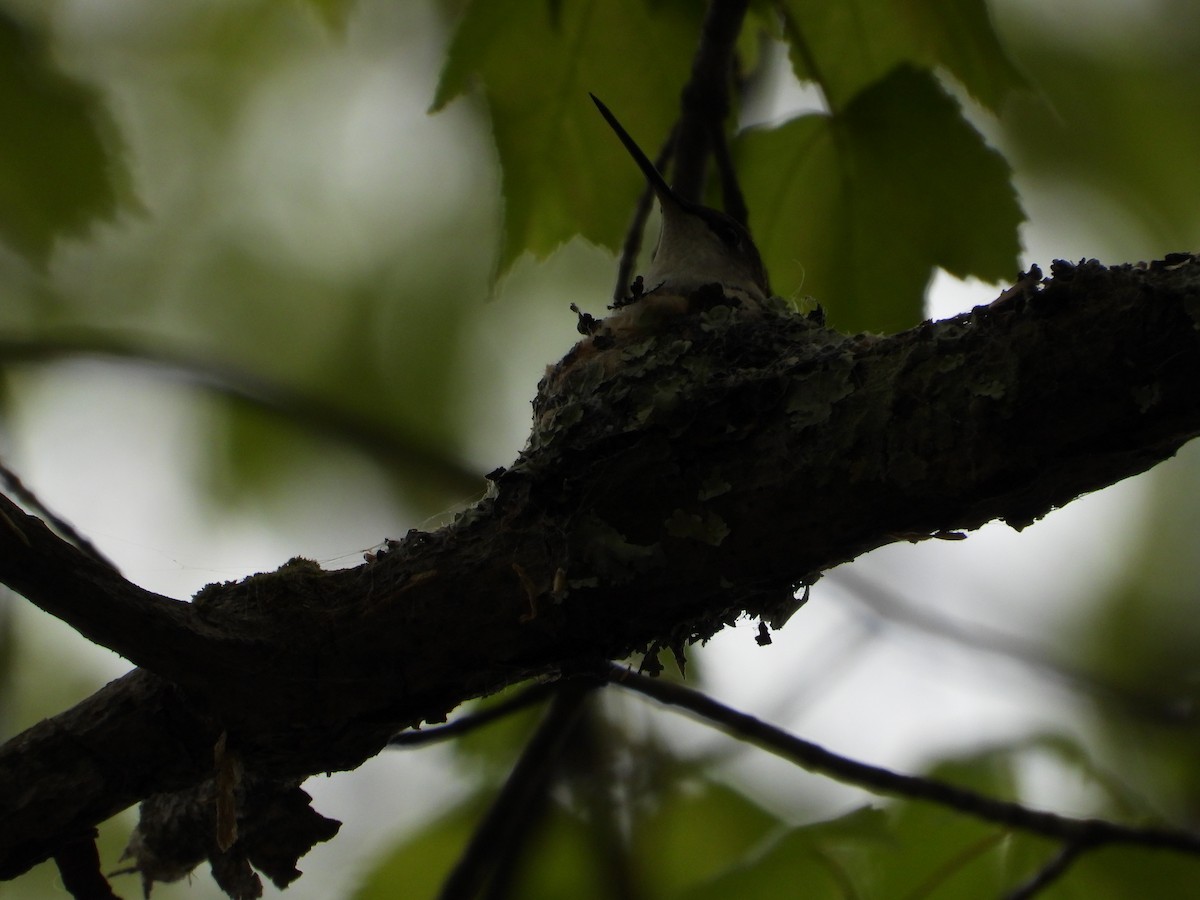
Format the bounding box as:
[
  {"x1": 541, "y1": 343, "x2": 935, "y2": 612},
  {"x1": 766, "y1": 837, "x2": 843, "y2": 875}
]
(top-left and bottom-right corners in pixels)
[
  {"x1": 0, "y1": 328, "x2": 484, "y2": 498},
  {"x1": 389, "y1": 682, "x2": 558, "y2": 748},
  {"x1": 605, "y1": 663, "x2": 1200, "y2": 855},
  {"x1": 0, "y1": 459, "x2": 118, "y2": 571},
  {"x1": 438, "y1": 684, "x2": 594, "y2": 900},
  {"x1": 834, "y1": 570, "x2": 1186, "y2": 723},
  {"x1": 52, "y1": 834, "x2": 120, "y2": 900},
  {"x1": 672, "y1": 0, "x2": 750, "y2": 205},
  {"x1": 1003, "y1": 840, "x2": 1094, "y2": 900}
]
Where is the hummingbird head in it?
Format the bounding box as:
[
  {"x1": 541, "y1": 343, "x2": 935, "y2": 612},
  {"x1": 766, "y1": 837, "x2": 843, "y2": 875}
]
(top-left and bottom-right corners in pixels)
[{"x1": 590, "y1": 94, "x2": 771, "y2": 305}]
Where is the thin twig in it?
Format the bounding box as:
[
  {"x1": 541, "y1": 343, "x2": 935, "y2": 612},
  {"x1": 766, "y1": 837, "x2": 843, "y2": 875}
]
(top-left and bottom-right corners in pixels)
[
  {"x1": 903, "y1": 831, "x2": 1008, "y2": 899},
  {"x1": 566, "y1": 706, "x2": 644, "y2": 900},
  {"x1": 835, "y1": 569, "x2": 1190, "y2": 727},
  {"x1": 603, "y1": 663, "x2": 1200, "y2": 856},
  {"x1": 388, "y1": 681, "x2": 558, "y2": 747},
  {"x1": 1003, "y1": 840, "x2": 1094, "y2": 900},
  {"x1": 708, "y1": 120, "x2": 749, "y2": 227},
  {"x1": 0, "y1": 330, "x2": 483, "y2": 498},
  {"x1": 0, "y1": 460, "x2": 118, "y2": 572},
  {"x1": 672, "y1": 0, "x2": 750, "y2": 204},
  {"x1": 438, "y1": 682, "x2": 596, "y2": 900}
]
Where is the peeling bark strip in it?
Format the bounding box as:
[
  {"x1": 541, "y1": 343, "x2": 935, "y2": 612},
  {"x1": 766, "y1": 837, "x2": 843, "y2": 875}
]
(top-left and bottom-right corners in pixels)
[{"x1": 2, "y1": 256, "x2": 1200, "y2": 889}]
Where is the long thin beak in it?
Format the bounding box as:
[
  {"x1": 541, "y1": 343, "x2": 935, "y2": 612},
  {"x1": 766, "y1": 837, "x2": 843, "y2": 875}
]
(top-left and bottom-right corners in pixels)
[{"x1": 590, "y1": 93, "x2": 681, "y2": 211}]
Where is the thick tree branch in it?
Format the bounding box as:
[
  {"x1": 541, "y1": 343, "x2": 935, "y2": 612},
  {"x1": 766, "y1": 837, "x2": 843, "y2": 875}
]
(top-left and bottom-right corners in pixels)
[
  {"x1": 0, "y1": 670, "x2": 220, "y2": 881},
  {"x1": 3, "y1": 256, "x2": 1200, "y2": 887}
]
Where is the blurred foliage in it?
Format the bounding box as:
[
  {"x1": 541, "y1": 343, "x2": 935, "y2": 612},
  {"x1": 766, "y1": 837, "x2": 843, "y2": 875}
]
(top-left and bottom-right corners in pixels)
[
  {"x1": 998, "y1": 0, "x2": 1200, "y2": 258},
  {"x1": 2, "y1": 0, "x2": 1200, "y2": 898},
  {"x1": 435, "y1": 0, "x2": 1026, "y2": 331},
  {"x1": 1073, "y1": 441, "x2": 1200, "y2": 826},
  {"x1": 357, "y1": 696, "x2": 789, "y2": 900},
  {"x1": 993, "y1": 2, "x2": 1200, "y2": 867},
  {"x1": 358, "y1": 730, "x2": 1200, "y2": 898},
  {"x1": 746, "y1": 0, "x2": 1027, "y2": 331},
  {"x1": 433, "y1": 0, "x2": 701, "y2": 275},
  {"x1": 304, "y1": 0, "x2": 357, "y2": 31},
  {"x1": 0, "y1": 0, "x2": 496, "y2": 513},
  {"x1": 353, "y1": 796, "x2": 489, "y2": 900},
  {"x1": 739, "y1": 64, "x2": 1021, "y2": 334},
  {"x1": 0, "y1": 9, "x2": 127, "y2": 265},
  {"x1": 775, "y1": 0, "x2": 1027, "y2": 112}
]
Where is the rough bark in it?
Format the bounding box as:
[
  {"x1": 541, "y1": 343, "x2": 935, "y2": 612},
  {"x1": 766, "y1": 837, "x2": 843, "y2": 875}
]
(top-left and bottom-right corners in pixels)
[{"x1": 2, "y1": 255, "x2": 1200, "y2": 890}]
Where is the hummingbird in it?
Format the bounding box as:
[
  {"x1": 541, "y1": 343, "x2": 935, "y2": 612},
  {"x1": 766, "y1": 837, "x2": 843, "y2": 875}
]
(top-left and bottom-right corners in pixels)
[{"x1": 590, "y1": 94, "x2": 771, "y2": 307}]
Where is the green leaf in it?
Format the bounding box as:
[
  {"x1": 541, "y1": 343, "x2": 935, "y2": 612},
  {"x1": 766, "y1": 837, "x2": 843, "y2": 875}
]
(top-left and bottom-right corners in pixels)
[
  {"x1": 450, "y1": 686, "x2": 546, "y2": 777},
  {"x1": 682, "y1": 806, "x2": 891, "y2": 900},
  {"x1": 1002, "y1": 38, "x2": 1200, "y2": 254},
  {"x1": 779, "y1": 0, "x2": 1026, "y2": 112},
  {"x1": 1070, "y1": 450, "x2": 1200, "y2": 819},
  {"x1": 0, "y1": 11, "x2": 128, "y2": 265},
  {"x1": 1045, "y1": 844, "x2": 1200, "y2": 900},
  {"x1": 739, "y1": 65, "x2": 1022, "y2": 333},
  {"x1": 352, "y1": 797, "x2": 485, "y2": 900},
  {"x1": 664, "y1": 738, "x2": 1198, "y2": 900},
  {"x1": 634, "y1": 779, "x2": 787, "y2": 896},
  {"x1": 689, "y1": 748, "x2": 1065, "y2": 899},
  {"x1": 497, "y1": 806, "x2": 620, "y2": 900},
  {"x1": 866, "y1": 752, "x2": 1029, "y2": 898},
  {"x1": 302, "y1": 0, "x2": 357, "y2": 30},
  {"x1": 192, "y1": 241, "x2": 480, "y2": 511},
  {"x1": 433, "y1": 0, "x2": 701, "y2": 276}
]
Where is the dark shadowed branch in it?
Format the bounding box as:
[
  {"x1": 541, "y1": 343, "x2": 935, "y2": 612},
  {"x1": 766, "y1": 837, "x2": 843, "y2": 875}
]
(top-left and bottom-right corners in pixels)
[
  {"x1": 604, "y1": 663, "x2": 1200, "y2": 855},
  {"x1": 672, "y1": 0, "x2": 750, "y2": 206},
  {"x1": 2, "y1": 257, "x2": 1200, "y2": 889},
  {"x1": 1003, "y1": 840, "x2": 1094, "y2": 900},
  {"x1": 0, "y1": 460, "x2": 118, "y2": 571},
  {"x1": 388, "y1": 682, "x2": 558, "y2": 747},
  {"x1": 438, "y1": 684, "x2": 595, "y2": 900}
]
